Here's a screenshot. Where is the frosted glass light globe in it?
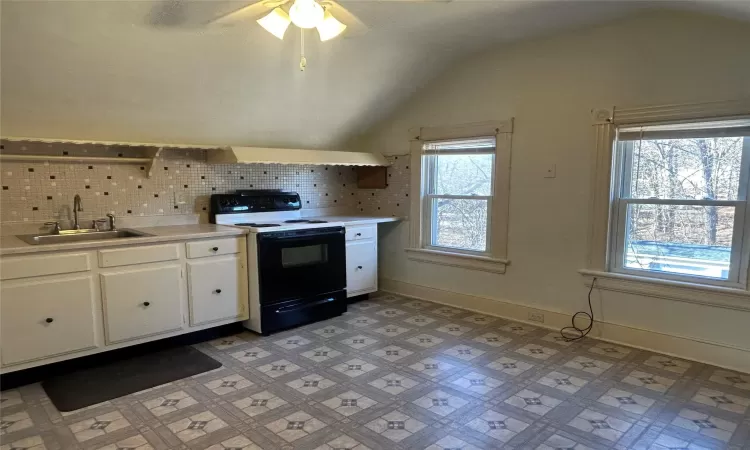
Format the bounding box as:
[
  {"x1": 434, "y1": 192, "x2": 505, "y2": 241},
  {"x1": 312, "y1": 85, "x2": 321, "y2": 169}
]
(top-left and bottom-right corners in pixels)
[{"x1": 289, "y1": 0, "x2": 324, "y2": 29}]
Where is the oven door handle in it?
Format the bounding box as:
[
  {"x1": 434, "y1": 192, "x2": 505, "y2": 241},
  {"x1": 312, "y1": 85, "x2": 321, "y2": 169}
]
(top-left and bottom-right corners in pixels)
[
  {"x1": 275, "y1": 297, "x2": 336, "y2": 313},
  {"x1": 259, "y1": 229, "x2": 344, "y2": 241}
]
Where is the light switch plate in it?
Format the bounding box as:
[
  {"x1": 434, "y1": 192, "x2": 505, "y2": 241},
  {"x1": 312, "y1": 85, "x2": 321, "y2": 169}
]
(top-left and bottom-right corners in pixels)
[{"x1": 544, "y1": 164, "x2": 556, "y2": 178}]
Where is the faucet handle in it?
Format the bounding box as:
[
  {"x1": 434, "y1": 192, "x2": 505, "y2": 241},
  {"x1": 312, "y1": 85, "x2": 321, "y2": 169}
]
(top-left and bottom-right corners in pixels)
[
  {"x1": 106, "y1": 213, "x2": 116, "y2": 231},
  {"x1": 44, "y1": 221, "x2": 61, "y2": 235}
]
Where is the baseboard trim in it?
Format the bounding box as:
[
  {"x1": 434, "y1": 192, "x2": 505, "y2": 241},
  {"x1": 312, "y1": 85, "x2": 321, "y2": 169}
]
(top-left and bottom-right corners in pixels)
[{"x1": 379, "y1": 278, "x2": 750, "y2": 374}]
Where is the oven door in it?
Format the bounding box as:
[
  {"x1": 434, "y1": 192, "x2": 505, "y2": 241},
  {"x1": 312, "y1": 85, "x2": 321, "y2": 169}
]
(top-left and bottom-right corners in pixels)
[{"x1": 257, "y1": 227, "x2": 346, "y2": 304}]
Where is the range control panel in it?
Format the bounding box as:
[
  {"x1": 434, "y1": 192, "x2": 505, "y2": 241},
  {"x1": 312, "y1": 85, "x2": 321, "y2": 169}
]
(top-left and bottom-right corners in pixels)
[{"x1": 210, "y1": 191, "x2": 301, "y2": 219}]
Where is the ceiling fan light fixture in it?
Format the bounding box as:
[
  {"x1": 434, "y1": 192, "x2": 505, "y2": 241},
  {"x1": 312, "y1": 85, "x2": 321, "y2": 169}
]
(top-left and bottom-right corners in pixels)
[
  {"x1": 257, "y1": 7, "x2": 291, "y2": 39},
  {"x1": 316, "y1": 11, "x2": 346, "y2": 41},
  {"x1": 289, "y1": 0, "x2": 324, "y2": 29}
]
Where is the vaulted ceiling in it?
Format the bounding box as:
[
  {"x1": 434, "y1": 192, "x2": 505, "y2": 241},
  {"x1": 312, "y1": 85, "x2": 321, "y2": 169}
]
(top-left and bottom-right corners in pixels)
[{"x1": 1, "y1": 0, "x2": 748, "y2": 150}]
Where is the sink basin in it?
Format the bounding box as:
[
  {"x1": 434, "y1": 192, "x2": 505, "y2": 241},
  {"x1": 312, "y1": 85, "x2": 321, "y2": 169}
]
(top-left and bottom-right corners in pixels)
[{"x1": 16, "y1": 229, "x2": 154, "y2": 245}]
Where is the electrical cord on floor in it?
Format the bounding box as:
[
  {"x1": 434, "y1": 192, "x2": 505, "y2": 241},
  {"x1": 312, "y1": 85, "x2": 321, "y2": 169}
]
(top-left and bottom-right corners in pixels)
[{"x1": 560, "y1": 277, "x2": 597, "y2": 342}]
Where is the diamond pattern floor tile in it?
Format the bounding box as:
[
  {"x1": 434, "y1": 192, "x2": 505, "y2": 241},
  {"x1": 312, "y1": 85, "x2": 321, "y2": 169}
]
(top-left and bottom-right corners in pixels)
[
  {"x1": 3, "y1": 292, "x2": 747, "y2": 450},
  {"x1": 466, "y1": 409, "x2": 529, "y2": 442},
  {"x1": 364, "y1": 410, "x2": 426, "y2": 442}
]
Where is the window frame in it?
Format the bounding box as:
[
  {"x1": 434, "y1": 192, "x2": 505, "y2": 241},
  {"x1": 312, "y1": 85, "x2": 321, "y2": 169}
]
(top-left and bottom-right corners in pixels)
[
  {"x1": 421, "y1": 137, "x2": 496, "y2": 256},
  {"x1": 406, "y1": 119, "x2": 513, "y2": 274},
  {"x1": 584, "y1": 99, "x2": 750, "y2": 300},
  {"x1": 608, "y1": 133, "x2": 750, "y2": 288}
]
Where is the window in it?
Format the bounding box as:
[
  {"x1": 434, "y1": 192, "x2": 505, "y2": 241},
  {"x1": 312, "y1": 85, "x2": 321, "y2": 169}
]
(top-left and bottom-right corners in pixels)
[
  {"x1": 422, "y1": 137, "x2": 495, "y2": 254},
  {"x1": 609, "y1": 119, "x2": 750, "y2": 287},
  {"x1": 406, "y1": 119, "x2": 513, "y2": 273}
]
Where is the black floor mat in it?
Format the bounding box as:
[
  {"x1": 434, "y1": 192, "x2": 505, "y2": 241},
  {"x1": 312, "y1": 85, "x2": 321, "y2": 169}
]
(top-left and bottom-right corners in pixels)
[{"x1": 42, "y1": 346, "x2": 221, "y2": 412}]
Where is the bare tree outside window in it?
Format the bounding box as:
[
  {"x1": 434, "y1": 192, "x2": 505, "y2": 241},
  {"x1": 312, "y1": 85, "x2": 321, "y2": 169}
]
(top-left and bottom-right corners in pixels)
[
  {"x1": 423, "y1": 138, "x2": 495, "y2": 253},
  {"x1": 619, "y1": 135, "x2": 747, "y2": 280}
]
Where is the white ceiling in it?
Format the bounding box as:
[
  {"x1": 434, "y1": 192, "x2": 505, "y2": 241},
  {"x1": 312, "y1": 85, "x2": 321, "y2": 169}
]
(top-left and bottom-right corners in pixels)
[{"x1": 1, "y1": 0, "x2": 748, "y2": 150}]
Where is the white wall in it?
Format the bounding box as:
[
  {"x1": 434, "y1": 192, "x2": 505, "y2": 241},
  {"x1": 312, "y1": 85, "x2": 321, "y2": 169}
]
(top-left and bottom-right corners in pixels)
[{"x1": 360, "y1": 11, "x2": 750, "y2": 371}]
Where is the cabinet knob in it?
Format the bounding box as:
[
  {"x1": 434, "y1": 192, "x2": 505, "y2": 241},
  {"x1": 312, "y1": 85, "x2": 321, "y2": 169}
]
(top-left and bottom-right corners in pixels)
[
  {"x1": 143, "y1": 301, "x2": 151, "y2": 307},
  {"x1": 214, "y1": 289, "x2": 222, "y2": 294},
  {"x1": 211, "y1": 246, "x2": 219, "y2": 252},
  {"x1": 357, "y1": 265, "x2": 363, "y2": 270},
  {"x1": 45, "y1": 317, "x2": 54, "y2": 323},
  {"x1": 355, "y1": 233, "x2": 362, "y2": 237}
]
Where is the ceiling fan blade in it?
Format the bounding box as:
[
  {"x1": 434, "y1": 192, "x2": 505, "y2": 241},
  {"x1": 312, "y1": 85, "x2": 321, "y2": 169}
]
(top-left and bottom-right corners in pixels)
[
  {"x1": 321, "y1": 0, "x2": 369, "y2": 37},
  {"x1": 146, "y1": 0, "x2": 190, "y2": 27},
  {"x1": 208, "y1": 1, "x2": 282, "y2": 26}
]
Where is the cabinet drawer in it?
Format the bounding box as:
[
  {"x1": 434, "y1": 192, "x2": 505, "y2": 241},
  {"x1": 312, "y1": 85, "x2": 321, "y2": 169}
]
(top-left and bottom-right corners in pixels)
[
  {"x1": 100, "y1": 265, "x2": 185, "y2": 344},
  {"x1": 1, "y1": 275, "x2": 98, "y2": 366},
  {"x1": 346, "y1": 240, "x2": 377, "y2": 295},
  {"x1": 0, "y1": 252, "x2": 91, "y2": 280},
  {"x1": 345, "y1": 225, "x2": 376, "y2": 241},
  {"x1": 98, "y1": 244, "x2": 180, "y2": 268},
  {"x1": 187, "y1": 256, "x2": 247, "y2": 326},
  {"x1": 186, "y1": 237, "x2": 242, "y2": 259}
]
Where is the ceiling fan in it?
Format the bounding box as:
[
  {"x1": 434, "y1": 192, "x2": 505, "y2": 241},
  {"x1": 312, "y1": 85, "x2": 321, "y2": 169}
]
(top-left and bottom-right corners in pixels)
[
  {"x1": 210, "y1": 0, "x2": 365, "y2": 41},
  {"x1": 148, "y1": 0, "x2": 445, "y2": 70},
  {"x1": 205, "y1": 0, "x2": 368, "y2": 70}
]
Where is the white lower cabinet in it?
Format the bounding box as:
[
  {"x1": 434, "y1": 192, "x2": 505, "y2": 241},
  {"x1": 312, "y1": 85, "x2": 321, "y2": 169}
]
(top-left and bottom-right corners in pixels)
[
  {"x1": 187, "y1": 255, "x2": 246, "y2": 325},
  {"x1": 100, "y1": 264, "x2": 185, "y2": 344},
  {"x1": 0, "y1": 235, "x2": 249, "y2": 373},
  {"x1": 0, "y1": 275, "x2": 98, "y2": 365},
  {"x1": 345, "y1": 225, "x2": 378, "y2": 297}
]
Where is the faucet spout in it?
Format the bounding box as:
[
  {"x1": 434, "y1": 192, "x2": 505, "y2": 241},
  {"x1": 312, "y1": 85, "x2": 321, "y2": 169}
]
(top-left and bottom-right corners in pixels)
[{"x1": 73, "y1": 194, "x2": 83, "y2": 230}]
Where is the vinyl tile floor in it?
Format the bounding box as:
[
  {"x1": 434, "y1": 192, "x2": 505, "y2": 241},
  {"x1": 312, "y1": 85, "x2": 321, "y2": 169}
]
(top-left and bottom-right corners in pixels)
[{"x1": 2, "y1": 292, "x2": 750, "y2": 450}]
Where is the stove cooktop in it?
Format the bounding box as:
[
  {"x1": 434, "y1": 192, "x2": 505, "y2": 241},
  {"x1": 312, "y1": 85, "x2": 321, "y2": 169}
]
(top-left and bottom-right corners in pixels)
[{"x1": 235, "y1": 223, "x2": 281, "y2": 228}]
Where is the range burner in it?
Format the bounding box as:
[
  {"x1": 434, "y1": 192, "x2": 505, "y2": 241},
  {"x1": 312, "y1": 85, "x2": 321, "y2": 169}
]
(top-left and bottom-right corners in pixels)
[
  {"x1": 235, "y1": 223, "x2": 281, "y2": 228},
  {"x1": 283, "y1": 219, "x2": 329, "y2": 224}
]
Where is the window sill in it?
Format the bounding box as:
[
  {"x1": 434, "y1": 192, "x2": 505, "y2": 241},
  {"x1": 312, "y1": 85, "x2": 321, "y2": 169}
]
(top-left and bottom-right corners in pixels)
[
  {"x1": 579, "y1": 269, "x2": 750, "y2": 312},
  {"x1": 406, "y1": 248, "x2": 509, "y2": 274}
]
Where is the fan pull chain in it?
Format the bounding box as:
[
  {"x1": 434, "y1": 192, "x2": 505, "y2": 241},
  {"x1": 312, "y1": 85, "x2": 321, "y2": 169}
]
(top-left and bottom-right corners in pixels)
[{"x1": 299, "y1": 29, "x2": 307, "y2": 71}]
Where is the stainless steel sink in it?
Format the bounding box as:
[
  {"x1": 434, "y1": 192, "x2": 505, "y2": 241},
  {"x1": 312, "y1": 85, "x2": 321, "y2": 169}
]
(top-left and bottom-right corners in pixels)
[{"x1": 16, "y1": 229, "x2": 154, "y2": 245}]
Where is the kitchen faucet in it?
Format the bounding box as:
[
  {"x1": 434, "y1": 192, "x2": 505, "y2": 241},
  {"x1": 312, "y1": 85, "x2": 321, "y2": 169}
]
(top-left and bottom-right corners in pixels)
[{"x1": 73, "y1": 194, "x2": 83, "y2": 229}]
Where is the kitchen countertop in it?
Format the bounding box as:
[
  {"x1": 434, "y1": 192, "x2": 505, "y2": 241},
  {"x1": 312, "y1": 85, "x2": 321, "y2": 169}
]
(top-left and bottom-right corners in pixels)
[
  {"x1": 0, "y1": 224, "x2": 248, "y2": 256},
  {"x1": 0, "y1": 216, "x2": 401, "y2": 256}
]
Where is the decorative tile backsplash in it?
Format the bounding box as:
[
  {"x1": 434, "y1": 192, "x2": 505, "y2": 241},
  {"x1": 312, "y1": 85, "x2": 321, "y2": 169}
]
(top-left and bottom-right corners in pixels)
[
  {"x1": 0, "y1": 141, "x2": 359, "y2": 225},
  {"x1": 0, "y1": 141, "x2": 410, "y2": 225}
]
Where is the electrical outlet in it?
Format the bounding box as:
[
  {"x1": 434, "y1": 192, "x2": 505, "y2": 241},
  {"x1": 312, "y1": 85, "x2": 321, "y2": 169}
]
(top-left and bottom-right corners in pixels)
[
  {"x1": 528, "y1": 312, "x2": 545, "y2": 323},
  {"x1": 173, "y1": 192, "x2": 187, "y2": 205}
]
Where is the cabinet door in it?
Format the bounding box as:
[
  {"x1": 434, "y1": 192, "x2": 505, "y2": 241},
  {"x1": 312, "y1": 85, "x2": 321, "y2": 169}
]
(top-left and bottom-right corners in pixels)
[
  {"x1": 187, "y1": 256, "x2": 247, "y2": 326},
  {"x1": 100, "y1": 265, "x2": 184, "y2": 344},
  {"x1": 346, "y1": 240, "x2": 377, "y2": 296},
  {"x1": 1, "y1": 275, "x2": 98, "y2": 366}
]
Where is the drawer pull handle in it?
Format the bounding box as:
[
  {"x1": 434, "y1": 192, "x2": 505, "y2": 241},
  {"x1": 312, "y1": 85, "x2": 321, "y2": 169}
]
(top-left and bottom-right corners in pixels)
[
  {"x1": 45, "y1": 317, "x2": 54, "y2": 324},
  {"x1": 357, "y1": 265, "x2": 363, "y2": 270},
  {"x1": 214, "y1": 289, "x2": 222, "y2": 294},
  {"x1": 211, "y1": 246, "x2": 219, "y2": 252},
  {"x1": 355, "y1": 233, "x2": 362, "y2": 237},
  {"x1": 143, "y1": 301, "x2": 151, "y2": 307}
]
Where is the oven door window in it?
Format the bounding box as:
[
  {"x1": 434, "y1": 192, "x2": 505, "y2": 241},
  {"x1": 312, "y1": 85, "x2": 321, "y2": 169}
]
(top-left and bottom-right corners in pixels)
[{"x1": 282, "y1": 244, "x2": 328, "y2": 268}]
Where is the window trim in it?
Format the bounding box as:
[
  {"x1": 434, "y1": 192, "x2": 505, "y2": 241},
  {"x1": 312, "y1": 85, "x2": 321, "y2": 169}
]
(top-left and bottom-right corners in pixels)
[
  {"x1": 586, "y1": 99, "x2": 750, "y2": 304},
  {"x1": 407, "y1": 119, "x2": 513, "y2": 273}
]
